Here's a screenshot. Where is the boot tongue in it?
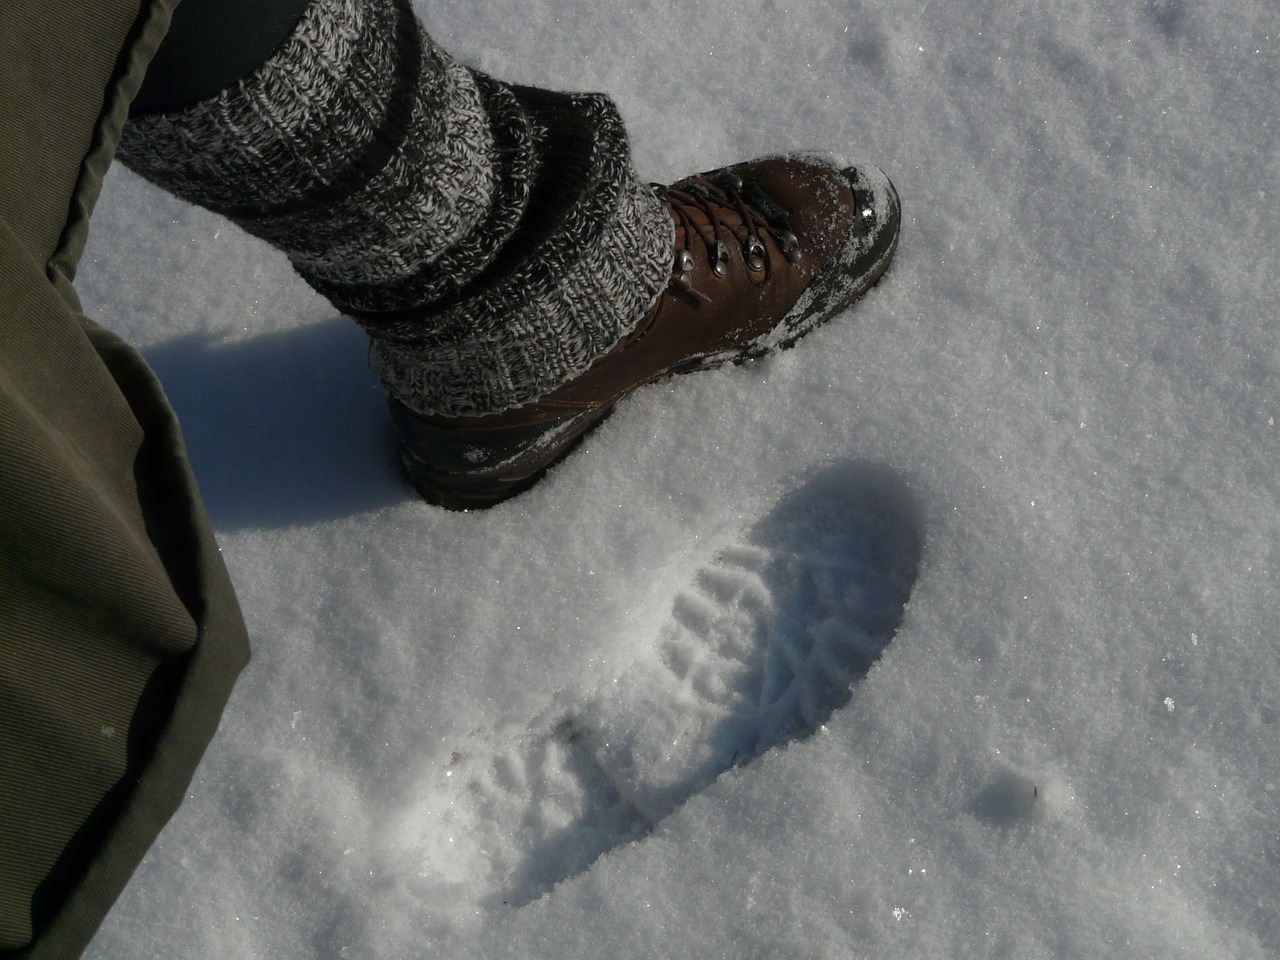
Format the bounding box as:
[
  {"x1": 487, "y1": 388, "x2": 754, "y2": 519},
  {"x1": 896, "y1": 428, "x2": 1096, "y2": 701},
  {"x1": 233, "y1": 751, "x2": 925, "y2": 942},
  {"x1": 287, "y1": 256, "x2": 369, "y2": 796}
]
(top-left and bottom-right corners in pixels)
[{"x1": 739, "y1": 179, "x2": 792, "y2": 226}]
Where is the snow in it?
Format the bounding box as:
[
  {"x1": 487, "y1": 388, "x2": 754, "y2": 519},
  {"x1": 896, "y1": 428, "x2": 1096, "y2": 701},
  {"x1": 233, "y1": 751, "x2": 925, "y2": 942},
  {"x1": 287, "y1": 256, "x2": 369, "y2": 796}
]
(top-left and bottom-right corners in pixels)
[{"x1": 76, "y1": 0, "x2": 1278, "y2": 956}]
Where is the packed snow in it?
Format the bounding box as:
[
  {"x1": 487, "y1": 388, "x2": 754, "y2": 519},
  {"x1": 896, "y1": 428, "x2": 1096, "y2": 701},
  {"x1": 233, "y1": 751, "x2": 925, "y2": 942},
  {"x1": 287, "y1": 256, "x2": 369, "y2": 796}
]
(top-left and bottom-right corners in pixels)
[{"x1": 76, "y1": 0, "x2": 1278, "y2": 956}]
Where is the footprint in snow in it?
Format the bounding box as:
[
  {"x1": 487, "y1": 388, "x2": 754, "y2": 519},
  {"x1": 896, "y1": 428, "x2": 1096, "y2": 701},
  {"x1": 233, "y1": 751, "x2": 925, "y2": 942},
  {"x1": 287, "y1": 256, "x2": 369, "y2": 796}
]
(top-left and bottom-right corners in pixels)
[{"x1": 397, "y1": 461, "x2": 923, "y2": 909}]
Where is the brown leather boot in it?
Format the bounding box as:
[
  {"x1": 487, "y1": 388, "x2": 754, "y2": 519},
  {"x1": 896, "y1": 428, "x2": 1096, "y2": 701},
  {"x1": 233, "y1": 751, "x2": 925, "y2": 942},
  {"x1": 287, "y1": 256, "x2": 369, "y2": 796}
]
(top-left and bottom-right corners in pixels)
[{"x1": 390, "y1": 155, "x2": 901, "y2": 509}]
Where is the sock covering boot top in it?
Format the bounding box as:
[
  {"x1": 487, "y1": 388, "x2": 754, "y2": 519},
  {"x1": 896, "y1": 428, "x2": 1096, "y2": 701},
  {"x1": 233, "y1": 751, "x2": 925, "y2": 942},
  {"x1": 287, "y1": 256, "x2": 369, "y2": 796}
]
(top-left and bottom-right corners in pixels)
[{"x1": 119, "y1": 0, "x2": 672, "y2": 417}]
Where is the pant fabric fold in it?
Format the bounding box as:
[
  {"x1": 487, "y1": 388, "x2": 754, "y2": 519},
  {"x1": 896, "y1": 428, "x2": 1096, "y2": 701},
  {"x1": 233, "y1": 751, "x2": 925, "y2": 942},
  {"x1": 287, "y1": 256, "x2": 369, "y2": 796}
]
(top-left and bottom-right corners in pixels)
[{"x1": 1, "y1": 0, "x2": 250, "y2": 956}]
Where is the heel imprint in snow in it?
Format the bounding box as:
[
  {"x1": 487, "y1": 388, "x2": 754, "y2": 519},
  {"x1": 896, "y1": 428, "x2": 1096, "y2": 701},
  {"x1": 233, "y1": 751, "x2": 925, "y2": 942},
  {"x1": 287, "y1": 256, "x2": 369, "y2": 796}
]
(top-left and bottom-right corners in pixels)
[{"x1": 396, "y1": 462, "x2": 922, "y2": 909}]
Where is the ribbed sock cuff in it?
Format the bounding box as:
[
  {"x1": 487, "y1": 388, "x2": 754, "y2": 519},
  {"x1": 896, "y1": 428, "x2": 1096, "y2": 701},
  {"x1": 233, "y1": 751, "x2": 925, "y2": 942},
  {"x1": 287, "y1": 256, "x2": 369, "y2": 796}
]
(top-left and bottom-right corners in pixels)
[
  {"x1": 119, "y1": 0, "x2": 504, "y2": 290},
  {"x1": 118, "y1": 0, "x2": 672, "y2": 417},
  {"x1": 367, "y1": 88, "x2": 673, "y2": 416}
]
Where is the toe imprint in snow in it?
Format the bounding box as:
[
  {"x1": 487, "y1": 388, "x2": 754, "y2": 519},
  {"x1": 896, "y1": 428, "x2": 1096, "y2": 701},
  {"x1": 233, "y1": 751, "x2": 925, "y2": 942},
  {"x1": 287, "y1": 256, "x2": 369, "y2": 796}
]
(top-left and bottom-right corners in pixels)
[{"x1": 400, "y1": 461, "x2": 923, "y2": 910}]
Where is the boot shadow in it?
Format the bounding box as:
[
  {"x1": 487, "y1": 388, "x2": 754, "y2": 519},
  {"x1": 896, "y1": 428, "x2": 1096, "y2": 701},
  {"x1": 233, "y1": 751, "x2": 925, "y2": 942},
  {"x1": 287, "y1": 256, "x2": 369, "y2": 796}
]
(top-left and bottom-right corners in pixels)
[{"x1": 140, "y1": 318, "x2": 406, "y2": 529}]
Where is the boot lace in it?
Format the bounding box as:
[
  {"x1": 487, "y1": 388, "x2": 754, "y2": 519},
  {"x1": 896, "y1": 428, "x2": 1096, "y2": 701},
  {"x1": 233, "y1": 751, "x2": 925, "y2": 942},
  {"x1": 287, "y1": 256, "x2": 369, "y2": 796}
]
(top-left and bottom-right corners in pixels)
[{"x1": 655, "y1": 174, "x2": 801, "y2": 303}]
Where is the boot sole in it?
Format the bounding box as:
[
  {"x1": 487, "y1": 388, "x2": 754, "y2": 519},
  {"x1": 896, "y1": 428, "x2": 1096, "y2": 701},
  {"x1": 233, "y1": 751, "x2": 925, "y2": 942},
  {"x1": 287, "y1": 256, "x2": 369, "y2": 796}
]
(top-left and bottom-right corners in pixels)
[{"x1": 396, "y1": 167, "x2": 901, "y2": 510}]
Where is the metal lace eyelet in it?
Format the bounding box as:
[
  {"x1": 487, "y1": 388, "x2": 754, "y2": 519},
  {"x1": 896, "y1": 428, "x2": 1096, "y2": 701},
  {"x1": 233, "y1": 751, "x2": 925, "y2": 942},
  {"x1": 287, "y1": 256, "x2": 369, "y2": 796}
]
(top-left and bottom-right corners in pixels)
[
  {"x1": 713, "y1": 240, "x2": 731, "y2": 277},
  {"x1": 674, "y1": 248, "x2": 695, "y2": 283},
  {"x1": 746, "y1": 236, "x2": 767, "y2": 272},
  {"x1": 779, "y1": 230, "x2": 802, "y2": 264}
]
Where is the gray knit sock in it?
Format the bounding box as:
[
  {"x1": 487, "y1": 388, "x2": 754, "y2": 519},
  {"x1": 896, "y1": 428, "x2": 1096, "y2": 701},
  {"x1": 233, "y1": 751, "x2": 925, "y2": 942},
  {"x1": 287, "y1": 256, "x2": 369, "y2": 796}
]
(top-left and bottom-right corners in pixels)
[{"x1": 118, "y1": 0, "x2": 673, "y2": 416}]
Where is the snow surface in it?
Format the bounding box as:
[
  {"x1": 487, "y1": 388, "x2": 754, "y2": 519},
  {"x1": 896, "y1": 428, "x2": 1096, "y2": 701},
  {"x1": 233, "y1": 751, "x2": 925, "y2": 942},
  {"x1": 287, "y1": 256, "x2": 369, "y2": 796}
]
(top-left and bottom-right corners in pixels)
[{"x1": 76, "y1": 0, "x2": 1278, "y2": 956}]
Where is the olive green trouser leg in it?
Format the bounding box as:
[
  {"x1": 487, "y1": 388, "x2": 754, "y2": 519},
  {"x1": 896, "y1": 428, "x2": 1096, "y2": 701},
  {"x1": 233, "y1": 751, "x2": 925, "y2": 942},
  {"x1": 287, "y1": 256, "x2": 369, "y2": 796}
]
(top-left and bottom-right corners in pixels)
[{"x1": 1, "y1": 1, "x2": 250, "y2": 956}]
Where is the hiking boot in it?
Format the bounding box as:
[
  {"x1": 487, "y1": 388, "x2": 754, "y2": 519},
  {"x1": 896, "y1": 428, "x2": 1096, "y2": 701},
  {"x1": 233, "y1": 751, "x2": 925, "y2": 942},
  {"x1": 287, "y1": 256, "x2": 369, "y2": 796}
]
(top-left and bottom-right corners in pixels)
[{"x1": 390, "y1": 154, "x2": 901, "y2": 509}]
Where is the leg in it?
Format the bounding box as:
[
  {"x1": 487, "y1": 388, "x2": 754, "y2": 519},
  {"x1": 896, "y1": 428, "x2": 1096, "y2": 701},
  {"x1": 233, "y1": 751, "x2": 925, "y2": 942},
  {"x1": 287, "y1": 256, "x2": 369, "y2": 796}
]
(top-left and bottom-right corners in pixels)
[
  {"x1": 118, "y1": 0, "x2": 901, "y2": 508},
  {"x1": 0, "y1": 2, "x2": 249, "y2": 957}
]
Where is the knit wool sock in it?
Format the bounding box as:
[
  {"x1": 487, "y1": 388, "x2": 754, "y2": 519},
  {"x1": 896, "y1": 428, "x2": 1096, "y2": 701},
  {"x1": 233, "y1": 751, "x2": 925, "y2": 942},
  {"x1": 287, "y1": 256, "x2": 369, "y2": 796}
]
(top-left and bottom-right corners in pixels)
[{"x1": 118, "y1": 0, "x2": 673, "y2": 416}]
